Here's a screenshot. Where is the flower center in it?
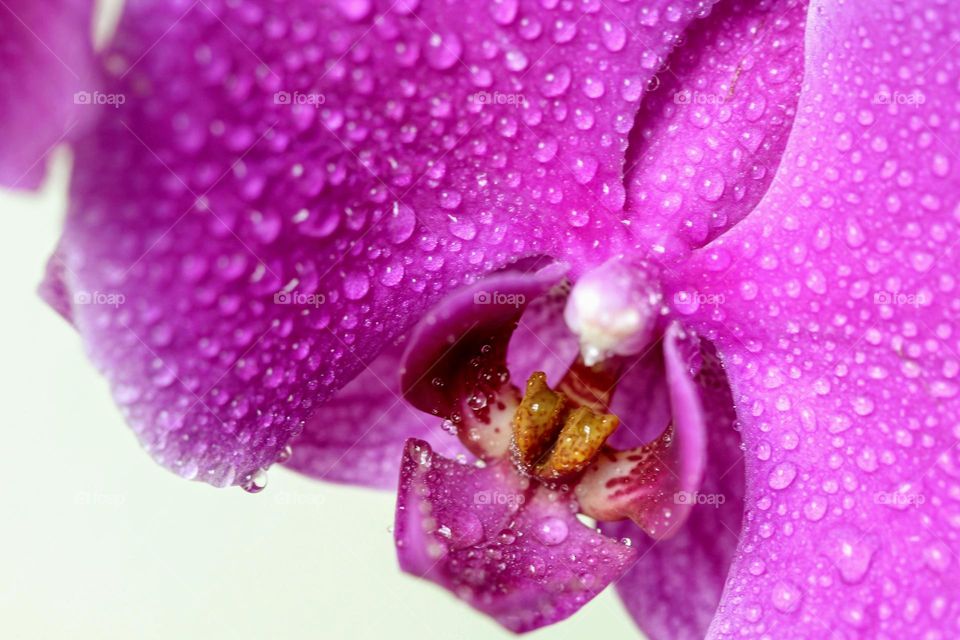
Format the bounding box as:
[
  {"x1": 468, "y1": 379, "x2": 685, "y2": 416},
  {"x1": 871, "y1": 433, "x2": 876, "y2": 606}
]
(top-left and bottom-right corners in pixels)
[
  {"x1": 511, "y1": 358, "x2": 621, "y2": 481},
  {"x1": 564, "y1": 256, "x2": 662, "y2": 366}
]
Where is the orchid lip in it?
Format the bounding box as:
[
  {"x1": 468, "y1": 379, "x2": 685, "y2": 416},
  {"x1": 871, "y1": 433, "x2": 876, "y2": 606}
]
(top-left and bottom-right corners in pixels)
[
  {"x1": 398, "y1": 263, "x2": 710, "y2": 536},
  {"x1": 393, "y1": 263, "x2": 724, "y2": 631}
]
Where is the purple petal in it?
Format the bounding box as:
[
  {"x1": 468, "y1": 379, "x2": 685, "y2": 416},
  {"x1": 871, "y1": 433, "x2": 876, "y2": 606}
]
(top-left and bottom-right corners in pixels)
[
  {"x1": 400, "y1": 261, "x2": 567, "y2": 458},
  {"x1": 604, "y1": 347, "x2": 744, "y2": 640},
  {"x1": 605, "y1": 346, "x2": 672, "y2": 451},
  {"x1": 284, "y1": 339, "x2": 465, "y2": 489},
  {"x1": 39, "y1": 246, "x2": 75, "y2": 324},
  {"x1": 669, "y1": 0, "x2": 960, "y2": 636},
  {"x1": 394, "y1": 438, "x2": 636, "y2": 633},
  {"x1": 626, "y1": 0, "x2": 809, "y2": 256},
  {"x1": 52, "y1": 0, "x2": 711, "y2": 486},
  {"x1": 507, "y1": 282, "x2": 580, "y2": 389},
  {"x1": 576, "y1": 322, "x2": 707, "y2": 540},
  {"x1": 0, "y1": 0, "x2": 94, "y2": 189},
  {"x1": 400, "y1": 261, "x2": 566, "y2": 417}
]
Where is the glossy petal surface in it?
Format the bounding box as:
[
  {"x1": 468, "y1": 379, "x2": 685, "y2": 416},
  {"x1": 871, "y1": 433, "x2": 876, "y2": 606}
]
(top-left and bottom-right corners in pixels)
[
  {"x1": 626, "y1": 0, "x2": 808, "y2": 256},
  {"x1": 285, "y1": 339, "x2": 465, "y2": 489},
  {"x1": 604, "y1": 347, "x2": 745, "y2": 640},
  {"x1": 605, "y1": 346, "x2": 672, "y2": 451},
  {"x1": 508, "y1": 282, "x2": 579, "y2": 388},
  {"x1": 671, "y1": 0, "x2": 960, "y2": 636},
  {"x1": 576, "y1": 322, "x2": 707, "y2": 539},
  {"x1": 0, "y1": 0, "x2": 94, "y2": 188},
  {"x1": 51, "y1": 0, "x2": 713, "y2": 485},
  {"x1": 394, "y1": 438, "x2": 636, "y2": 633}
]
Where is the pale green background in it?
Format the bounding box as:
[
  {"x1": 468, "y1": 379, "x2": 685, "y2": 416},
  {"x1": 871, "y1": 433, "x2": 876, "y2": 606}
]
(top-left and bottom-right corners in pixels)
[{"x1": 0, "y1": 1, "x2": 644, "y2": 636}]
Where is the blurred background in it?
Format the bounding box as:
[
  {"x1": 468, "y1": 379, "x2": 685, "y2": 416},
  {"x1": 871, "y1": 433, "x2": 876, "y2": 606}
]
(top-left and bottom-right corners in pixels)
[{"x1": 0, "y1": 1, "x2": 642, "y2": 638}]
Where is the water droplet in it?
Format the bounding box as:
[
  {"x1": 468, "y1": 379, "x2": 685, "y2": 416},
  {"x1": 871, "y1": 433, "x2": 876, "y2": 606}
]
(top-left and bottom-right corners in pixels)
[
  {"x1": 488, "y1": 0, "x2": 518, "y2": 25},
  {"x1": 344, "y1": 272, "x2": 370, "y2": 300},
  {"x1": 600, "y1": 20, "x2": 627, "y2": 52},
  {"x1": 445, "y1": 510, "x2": 484, "y2": 549},
  {"x1": 425, "y1": 32, "x2": 462, "y2": 70},
  {"x1": 768, "y1": 462, "x2": 797, "y2": 490},
  {"x1": 534, "y1": 516, "x2": 569, "y2": 545},
  {"x1": 771, "y1": 580, "x2": 803, "y2": 613},
  {"x1": 823, "y1": 528, "x2": 877, "y2": 584},
  {"x1": 539, "y1": 65, "x2": 572, "y2": 97},
  {"x1": 336, "y1": 0, "x2": 371, "y2": 21},
  {"x1": 242, "y1": 469, "x2": 268, "y2": 493}
]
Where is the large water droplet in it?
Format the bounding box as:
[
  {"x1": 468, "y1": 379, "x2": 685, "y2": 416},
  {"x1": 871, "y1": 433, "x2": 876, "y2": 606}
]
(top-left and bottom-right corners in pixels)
[{"x1": 533, "y1": 516, "x2": 569, "y2": 545}]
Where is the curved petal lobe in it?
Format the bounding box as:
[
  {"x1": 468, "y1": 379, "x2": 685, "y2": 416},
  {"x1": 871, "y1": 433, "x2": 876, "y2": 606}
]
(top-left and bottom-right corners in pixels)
[
  {"x1": 394, "y1": 438, "x2": 636, "y2": 633},
  {"x1": 626, "y1": 0, "x2": 808, "y2": 257},
  {"x1": 0, "y1": 0, "x2": 94, "y2": 189},
  {"x1": 507, "y1": 281, "x2": 580, "y2": 389},
  {"x1": 577, "y1": 322, "x2": 707, "y2": 540},
  {"x1": 53, "y1": 0, "x2": 713, "y2": 485},
  {"x1": 400, "y1": 261, "x2": 567, "y2": 458},
  {"x1": 670, "y1": 0, "x2": 960, "y2": 636},
  {"x1": 603, "y1": 347, "x2": 745, "y2": 640}
]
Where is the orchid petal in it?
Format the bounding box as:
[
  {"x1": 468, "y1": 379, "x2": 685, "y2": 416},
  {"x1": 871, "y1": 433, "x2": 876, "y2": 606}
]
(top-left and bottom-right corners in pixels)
[
  {"x1": 284, "y1": 339, "x2": 465, "y2": 489},
  {"x1": 626, "y1": 0, "x2": 809, "y2": 257},
  {"x1": 669, "y1": 0, "x2": 960, "y2": 635},
  {"x1": 0, "y1": 0, "x2": 94, "y2": 189},
  {"x1": 51, "y1": 0, "x2": 712, "y2": 485},
  {"x1": 605, "y1": 346, "x2": 672, "y2": 451},
  {"x1": 576, "y1": 322, "x2": 707, "y2": 540},
  {"x1": 399, "y1": 261, "x2": 567, "y2": 458},
  {"x1": 507, "y1": 282, "x2": 579, "y2": 389},
  {"x1": 394, "y1": 438, "x2": 636, "y2": 633},
  {"x1": 603, "y1": 347, "x2": 745, "y2": 640}
]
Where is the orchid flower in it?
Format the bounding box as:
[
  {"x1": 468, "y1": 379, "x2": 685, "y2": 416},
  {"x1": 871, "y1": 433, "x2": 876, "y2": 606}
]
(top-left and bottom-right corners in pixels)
[{"x1": 7, "y1": 0, "x2": 960, "y2": 637}]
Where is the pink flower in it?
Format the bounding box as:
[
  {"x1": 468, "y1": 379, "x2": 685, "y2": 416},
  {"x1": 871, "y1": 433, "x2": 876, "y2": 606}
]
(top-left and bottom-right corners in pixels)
[{"x1": 6, "y1": 0, "x2": 959, "y2": 636}]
